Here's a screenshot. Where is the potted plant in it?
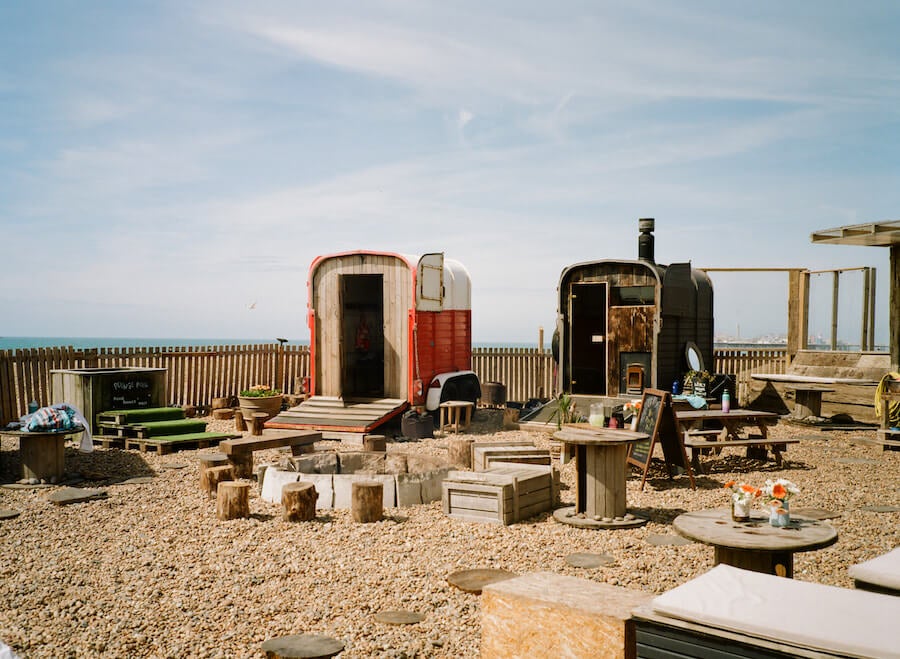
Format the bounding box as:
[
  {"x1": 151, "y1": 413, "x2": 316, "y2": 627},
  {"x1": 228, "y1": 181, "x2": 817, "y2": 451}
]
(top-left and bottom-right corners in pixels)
[
  {"x1": 238, "y1": 385, "x2": 283, "y2": 422},
  {"x1": 683, "y1": 369, "x2": 712, "y2": 396}
]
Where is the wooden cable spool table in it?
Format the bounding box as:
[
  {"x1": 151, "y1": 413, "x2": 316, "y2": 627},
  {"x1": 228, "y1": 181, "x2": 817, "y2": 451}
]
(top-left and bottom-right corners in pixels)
[
  {"x1": 673, "y1": 507, "x2": 838, "y2": 578},
  {"x1": 0, "y1": 427, "x2": 85, "y2": 482},
  {"x1": 551, "y1": 425, "x2": 649, "y2": 529}
]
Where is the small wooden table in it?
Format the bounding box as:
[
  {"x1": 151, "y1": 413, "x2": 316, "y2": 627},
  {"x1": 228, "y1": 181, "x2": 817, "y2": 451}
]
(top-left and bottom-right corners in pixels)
[
  {"x1": 786, "y1": 385, "x2": 834, "y2": 419},
  {"x1": 0, "y1": 427, "x2": 84, "y2": 482},
  {"x1": 552, "y1": 425, "x2": 649, "y2": 529},
  {"x1": 439, "y1": 400, "x2": 474, "y2": 433},
  {"x1": 673, "y1": 507, "x2": 838, "y2": 578}
]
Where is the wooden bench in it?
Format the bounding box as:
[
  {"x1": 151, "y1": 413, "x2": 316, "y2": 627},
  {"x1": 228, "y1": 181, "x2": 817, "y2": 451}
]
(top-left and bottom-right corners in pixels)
[
  {"x1": 683, "y1": 435, "x2": 799, "y2": 474},
  {"x1": 219, "y1": 430, "x2": 321, "y2": 478}
]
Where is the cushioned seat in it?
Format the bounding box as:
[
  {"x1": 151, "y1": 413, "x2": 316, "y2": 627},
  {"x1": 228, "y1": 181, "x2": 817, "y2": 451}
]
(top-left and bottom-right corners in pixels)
[
  {"x1": 649, "y1": 564, "x2": 900, "y2": 658},
  {"x1": 848, "y1": 547, "x2": 900, "y2": 594}
]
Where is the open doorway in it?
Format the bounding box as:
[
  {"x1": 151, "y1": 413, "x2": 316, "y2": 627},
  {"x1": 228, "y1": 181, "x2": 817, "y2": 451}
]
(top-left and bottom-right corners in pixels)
[
  {"x1": 569, "y1": 282, "x2": 608, "y2": 394},
  {"x1": 341, "y1": 274, "x2": 384, "y2": 398}
]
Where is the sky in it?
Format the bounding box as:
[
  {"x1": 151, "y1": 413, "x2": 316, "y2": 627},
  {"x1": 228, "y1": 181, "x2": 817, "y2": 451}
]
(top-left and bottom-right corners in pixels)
[{"x1": 1, "y1": 1, "x2": 898, "y2": 346}]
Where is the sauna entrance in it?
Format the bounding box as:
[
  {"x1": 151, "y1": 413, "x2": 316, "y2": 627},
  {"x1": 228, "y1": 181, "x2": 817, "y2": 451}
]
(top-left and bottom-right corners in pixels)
[
  {"x1": 569, "y1": 282, "x2": 608, "y2": 395},
  {"x1": 341, "y1": 274, "x2": 384, "y2": 397}
]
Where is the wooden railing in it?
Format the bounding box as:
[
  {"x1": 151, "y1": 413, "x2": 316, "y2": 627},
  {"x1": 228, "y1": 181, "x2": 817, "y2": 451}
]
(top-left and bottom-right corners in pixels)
[{"x1": 0, "y1": 343, "x2": 785, "y2": 425}]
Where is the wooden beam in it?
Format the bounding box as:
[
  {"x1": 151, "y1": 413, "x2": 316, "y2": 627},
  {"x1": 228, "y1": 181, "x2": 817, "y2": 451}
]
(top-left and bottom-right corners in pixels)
[
  {"x1": 892, "y1": 245, "x2": 899, "y2": 371},
  {"x1": 861, "y1": 267, "x2": 870, "y2": 352},
  {"x1": 831, "y1": 272, "x2": 839, "y2": 351}
]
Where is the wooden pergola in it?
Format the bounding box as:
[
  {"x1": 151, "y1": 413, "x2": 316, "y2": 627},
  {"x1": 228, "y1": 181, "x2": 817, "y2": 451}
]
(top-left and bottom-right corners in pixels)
[{"x1": 811, "y1": 220, "x2": 900, "y2": 371}]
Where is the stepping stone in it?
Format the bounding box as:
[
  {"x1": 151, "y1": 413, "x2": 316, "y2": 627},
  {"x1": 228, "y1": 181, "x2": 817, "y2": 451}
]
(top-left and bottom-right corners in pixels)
[
  {"x1": 260, "y1": 633, "x2": 344, "y2": 659},
  {"x1": 834, "y1": 457, "x2": 880, "y2": 465},
  {"x1": 565, "y1": 552, "x2": 615, "y2": 568},
  {"x1": 646, "y1": 534, "x2": 693, "y2": 547},
  {"x1": 159, "y1": 463, "x2": 189, "y2": 470},
  {"x1": 374, "y1": 610, "x2": 425, "y2": 625},
  {"x1": 860, "y1": 505, "x2": 900, "y2": 513},
  {"x1": 792, "y1": 507, "x2": 841, "y2": 520},
  {"x1": 447, "y1": 568, "x2": 518, "y2": 594},
  {"x1": 118, "y1": 477, "x2": 155, "y2": 485},
  {"x1": 0, "y1": 509, "x2": 21, "y2": 520},
  {"x1": 2, "y1": 482, "x2": 53, "y2": 490},
  {"x1": 46, "y1": 488, "x2": 108, "y2": 505}
]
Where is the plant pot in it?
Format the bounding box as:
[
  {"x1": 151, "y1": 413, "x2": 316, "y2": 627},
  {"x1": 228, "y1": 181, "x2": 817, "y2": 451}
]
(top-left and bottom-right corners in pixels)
[{"x1": 238, "y1": 395, "x2": 283, "y2": 423}]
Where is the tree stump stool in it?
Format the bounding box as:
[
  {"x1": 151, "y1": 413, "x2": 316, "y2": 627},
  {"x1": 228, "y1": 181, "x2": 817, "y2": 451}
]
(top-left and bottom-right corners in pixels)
[
  {"x1": 282, "y1": 481, "x2": 317, "y2": 522},
  {"x1": 216, "y1": 481, "x2": 250, "y2": 520},
  {"x1": 182, "y1": 405, "x2": 197, "y2": 418},
  {"x1": 212, "y1": 407, "x2": 234, "y2": 420},
  {"x1": 261, "y1": 633, "x2": 344, "y2": 659},
  {"x1": 251, "y1": 412, "x2": 267, "y2": 436},
  {"x1": 198, "y1": 453, "x2": 229, "y2": 492},
  {"x1": 211, "y1": 396, "x2": 231, "y2": 411},
  {"x1": 363, "y1": 434, "x2": 386, "y2": 452},
  {"x1": 234, "y1": 409, "x2": 246, "y2": 432},
  {"x1": 203, "y1": 464, "x2": 235, "y2": 498},
  {"x1": 351, "y1": 480, "x2": 383, "y2": 523},
  {"x1": 448, "y1": 437, "x2": 475, "y2": 468}
]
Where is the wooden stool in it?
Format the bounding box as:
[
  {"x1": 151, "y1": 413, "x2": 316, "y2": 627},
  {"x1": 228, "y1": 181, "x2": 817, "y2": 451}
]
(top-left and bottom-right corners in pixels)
[
  {"x1": 216, "y1": 481, "x2": 250, "y2": 520},
  {"x1": 448, "y1": 437, "x2": 475, "y2": 468},
  {"x1": 204, "y1": 464, "x2": 235, "y2": 498},
  {"x1": 363, "y1": 434, "x2": 386, "y2": 452},
  {"x1": 233, "y1": 409, "x2": 246, "y2": 432},
  {"x1": 261, "y1": 634, "x2": 344, "y2": 659},
  {"x1": 282, "y1": 481, "x2": 317, "y2": 522},
  {"x1": 212, "y1": 407, "x2": 234, "y2": 420},
  {"x1": 351, "y1": 480, "x2": 383, "y2": 523},
  {"x1": 198, "y1": 453, "x2": 229, "y2": 493},
  {"x1": 439, "y1": 401, "x2": 474, "y2": 433},
  {"x1": 250, "y1": 412, "x2": 268, "y2": 436}
]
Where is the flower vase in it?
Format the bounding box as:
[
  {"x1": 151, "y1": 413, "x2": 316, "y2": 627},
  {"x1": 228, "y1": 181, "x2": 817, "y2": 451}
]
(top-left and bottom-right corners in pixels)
[
  {"x1": 731, "y1": 498, "x2": 751, "y2": 523},
  {"x1": 769, "y1": 499, "x2": 790, "y2": 527},
  {"x1": 630, "y1": 416, "x2": 638, "y2": 432}
]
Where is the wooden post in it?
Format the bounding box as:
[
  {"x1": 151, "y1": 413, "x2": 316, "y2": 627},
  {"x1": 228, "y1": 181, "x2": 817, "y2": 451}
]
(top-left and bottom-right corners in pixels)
[
  {"x1": 861, "y1": 267, "x2": 871, "y2": 352},
  {"x1": 216, "y1": 481, "x2": 250, "y2": 520},
  {"x1": 233, "y1": 409, "x2": 246, "y2": 432},
  {"x1": 831, "y1": 271, "x2": 840, "y2": 350},
  {"x1": 362, "y1": 434, "x2": 386, "y2": 452},
  {"x1": 281, "y1": 481, "x2": 317, "y2": 522},
  {"x1": 892, "y1": 245, "x2": 899, "y2": 372},
  {"x1": 868, "y1": 267, "x2": 877, "y2": 352},
  {"x1": 251, "y1": 412, "x2": 267, "y2": 436},
  {"x1": 448, "y1": 437, "x2": 474, "y2": 468},
  {"x1": 204, "y1": 464, "x2": 235, "y2": 498},
  {"x1": 351, "y1": 480, "x2": 383, "y2": 523}
]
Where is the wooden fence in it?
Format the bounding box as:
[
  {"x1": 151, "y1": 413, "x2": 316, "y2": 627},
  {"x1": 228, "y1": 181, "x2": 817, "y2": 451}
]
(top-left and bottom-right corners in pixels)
[{"x1": 0, "y1": 343, "x2": 786, "y2": 425}]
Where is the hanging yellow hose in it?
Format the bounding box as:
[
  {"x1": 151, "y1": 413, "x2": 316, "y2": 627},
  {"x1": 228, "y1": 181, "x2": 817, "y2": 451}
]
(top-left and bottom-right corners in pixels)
[{"x1": 874, "y1": 372, "x2": 900, "y2": 429}]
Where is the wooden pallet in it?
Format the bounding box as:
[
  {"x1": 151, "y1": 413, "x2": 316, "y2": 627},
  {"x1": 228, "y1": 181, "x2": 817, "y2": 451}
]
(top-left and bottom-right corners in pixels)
[
  {"x1": 122, "y1": 432, "x2": 241, "y2": 454},
  {"x1": 96, "y1": 407, "x2": 186, "y2": 425},
  {"x1": 96, "y1": 419, "x2": 208, "y2": 439}
]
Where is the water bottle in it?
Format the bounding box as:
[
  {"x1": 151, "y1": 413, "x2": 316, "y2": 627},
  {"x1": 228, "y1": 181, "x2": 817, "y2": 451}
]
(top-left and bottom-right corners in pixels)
[
  {"x1": 722, "y1": 390, "x2": 731, "y2": 414},
  {"x1": 672, "y1": 380, "x2": 681, "y2": 395},
  {"x1": 28, "y1": 400, "x2": 39, "y2": 414}
]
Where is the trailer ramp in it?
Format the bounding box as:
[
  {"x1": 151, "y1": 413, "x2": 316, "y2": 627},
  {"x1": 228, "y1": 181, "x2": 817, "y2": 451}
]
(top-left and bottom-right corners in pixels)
[{"x1": 267, "y1": 396, "x2": 408, "y2": 438}]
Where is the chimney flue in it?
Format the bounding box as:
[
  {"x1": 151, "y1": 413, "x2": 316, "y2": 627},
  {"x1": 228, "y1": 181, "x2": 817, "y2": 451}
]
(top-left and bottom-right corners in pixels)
[{"x1": 638, "y1": 217, "x2": 655, "y2": 262}]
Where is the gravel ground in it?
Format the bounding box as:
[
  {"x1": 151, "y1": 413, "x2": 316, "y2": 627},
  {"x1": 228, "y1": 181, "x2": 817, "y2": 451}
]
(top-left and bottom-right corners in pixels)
[{"x1": 1, "y1": 410, "x2": 898, "y2": 658}]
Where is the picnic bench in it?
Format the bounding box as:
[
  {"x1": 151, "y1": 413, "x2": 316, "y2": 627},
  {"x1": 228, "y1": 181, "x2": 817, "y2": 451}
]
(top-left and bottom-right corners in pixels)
[{"x1": 219, "y1": 429, "x2": 321, "y2": 478}]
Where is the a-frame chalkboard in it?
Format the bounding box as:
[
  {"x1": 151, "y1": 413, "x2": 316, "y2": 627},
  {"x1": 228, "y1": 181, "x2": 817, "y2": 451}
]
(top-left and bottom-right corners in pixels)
[{"x1": 627, "y1": 388, "x2": 696, "y2": 491}]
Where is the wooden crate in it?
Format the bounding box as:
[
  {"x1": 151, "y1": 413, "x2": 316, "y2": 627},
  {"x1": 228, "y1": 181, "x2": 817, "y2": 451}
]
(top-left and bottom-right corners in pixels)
[
  {"x1": 442, "y1": 465, "x2": 555, "y2": 525},
  {"x1": 472, "y1": 444, "x2": 550, "y2": 471}
]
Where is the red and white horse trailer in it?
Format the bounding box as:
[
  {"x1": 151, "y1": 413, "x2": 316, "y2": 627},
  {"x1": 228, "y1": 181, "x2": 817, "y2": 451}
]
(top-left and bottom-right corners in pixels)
[{"x1": 268, "y1": 251, "x2": 480, "y2": 435}]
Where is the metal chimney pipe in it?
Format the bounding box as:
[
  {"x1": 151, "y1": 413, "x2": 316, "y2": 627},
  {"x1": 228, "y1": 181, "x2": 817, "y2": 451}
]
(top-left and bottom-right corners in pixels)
[{"x1": 638, "y1": 217, "x2": 655, "y2": 262}]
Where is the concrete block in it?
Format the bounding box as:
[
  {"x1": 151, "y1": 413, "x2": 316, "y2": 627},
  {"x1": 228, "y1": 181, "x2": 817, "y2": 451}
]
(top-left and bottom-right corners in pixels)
[
  {"x1": 420, "y1": 467, "x2": 450, "y2": 503},
  {"x1": 481, "y1": 572, "x2": 653, "y2": 659},
  {"x1": 261, "y1": 468, "x2": 301, "y2": 504},
  {"x1": 333, "y1": 473, "x2": 396, "y2": 509},
  {"x1": 289, "y1": 451, "x2": 338, "y2": 474},
  {"x1": 385, "y1": 453, "x2": 408, "y2": 474},
  {"x1": 395, "y1": 472, "x2": 423, "y2": 506},
  {"x1": 405, "y1": 454, "x2": 449, "y2": 474},
  {"x1": 299, "y1": 474, "x2": 334, "y2": 509},
  {"x1": 338, "y1": 451, "x2": 386, "y2": 474}
]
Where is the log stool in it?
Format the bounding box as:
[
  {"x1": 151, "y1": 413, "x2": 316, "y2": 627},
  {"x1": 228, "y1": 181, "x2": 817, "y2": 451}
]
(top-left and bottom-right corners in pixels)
[
  {"x1": 233, "y1": 409, "x2": 246, "y2": 432},
  {"x1": 251, "y1": 412, "x2": 267, "y2": 436},
  {"x1": 282, "y1": 481, "x2": 317, "y2": 522},
  {"x1": 439, "y1": 401, "x2": 474, "y2": 433},
  {"x1": 216, "y1": 481, "x2": 250, "y2": 520},
  {"x1": 198, "y1": 452, "x2": 229, "y2": 491},
  {"x1": 351, "y1": 480, "x2": 383, "y2": 523},
  {"x1": 448, "y1": 437, "x2": 475, "y2": 468},
  {"x1": 203, "y1": 464, "x2": 235, "y2": 498},
  {"x1": 212, "y1": 407, "x2": 234, "y2": 420},
  {"x1": 363, "y1": 434, "x2": 386, "y2": 452},
  {"x1": 261, "y1": 634, "x2": 344, "y2": 659}
]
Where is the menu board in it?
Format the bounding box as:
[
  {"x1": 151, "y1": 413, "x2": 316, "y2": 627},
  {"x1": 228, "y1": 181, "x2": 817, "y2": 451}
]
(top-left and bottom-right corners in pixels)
[{"x1": 628, "y1": 388, "x2": 695, "y2": 490}]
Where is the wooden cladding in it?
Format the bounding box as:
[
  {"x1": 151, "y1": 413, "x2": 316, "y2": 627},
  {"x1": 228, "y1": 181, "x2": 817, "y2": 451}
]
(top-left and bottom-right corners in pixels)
[{"x1": 0, "y1": 344, "x2": 788, "y2": 425}]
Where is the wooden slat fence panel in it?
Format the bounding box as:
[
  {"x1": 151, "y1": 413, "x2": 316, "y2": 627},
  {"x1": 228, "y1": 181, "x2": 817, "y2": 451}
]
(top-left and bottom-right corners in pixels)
[
  {"x1": 714, "y1": 348, "x2": 789, "y2": 405},
  {"x1": 472, "y1": 347, "x2": 554, "y2": 404}
]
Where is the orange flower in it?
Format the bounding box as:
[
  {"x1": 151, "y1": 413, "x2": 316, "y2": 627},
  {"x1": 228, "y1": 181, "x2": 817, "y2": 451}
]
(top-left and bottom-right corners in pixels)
[
  {"x1": 724, "y1": 481, "x2": 736, "y2": 489},
  {"x1": 771, "y1": 483, "x2": 787, "y2": 499}
]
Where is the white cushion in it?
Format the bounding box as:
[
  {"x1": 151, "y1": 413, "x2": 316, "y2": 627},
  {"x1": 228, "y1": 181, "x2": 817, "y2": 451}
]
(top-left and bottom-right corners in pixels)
[
  {"x1": 650, "y1": 564, "x2": 900, "y2": 658},
  {"x1": 848, "y1": 547, "x2": 900, "y2": 591}
]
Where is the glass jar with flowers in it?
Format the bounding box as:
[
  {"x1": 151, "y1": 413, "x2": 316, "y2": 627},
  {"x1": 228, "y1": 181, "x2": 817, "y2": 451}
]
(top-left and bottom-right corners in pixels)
[
  {"x1": 761, "y1": 478, "x2": 800, "y2": 527},
  {"x1": 724, "y1": 480, "x2": 760, "y2": 522},
  {"x1": 624, "y1": 399, "x2": 642, "y2": 431}
]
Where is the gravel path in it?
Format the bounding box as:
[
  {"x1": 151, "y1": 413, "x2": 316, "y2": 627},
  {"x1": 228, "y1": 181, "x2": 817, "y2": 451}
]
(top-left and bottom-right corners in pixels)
[{"x1": 1, "y1": 411, "x2": 897, "y2": 658}]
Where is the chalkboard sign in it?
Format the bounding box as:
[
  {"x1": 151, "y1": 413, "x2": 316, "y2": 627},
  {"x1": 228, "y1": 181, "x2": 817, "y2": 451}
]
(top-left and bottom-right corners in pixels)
[{"x1": 627, "y1": 388, "x2": 695, "y2": 490}]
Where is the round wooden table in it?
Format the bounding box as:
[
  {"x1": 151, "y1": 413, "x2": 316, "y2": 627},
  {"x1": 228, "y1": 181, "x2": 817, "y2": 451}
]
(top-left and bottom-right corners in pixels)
[
  {"x1": 673, "y1": 507, "x2": 838, "y2": 578},
  {"x1": 552, "y1": 425, "x2": 649, "y2": 529},
  {"x1": 0, "y1": 427, "x2": 84, "y2": 482}
]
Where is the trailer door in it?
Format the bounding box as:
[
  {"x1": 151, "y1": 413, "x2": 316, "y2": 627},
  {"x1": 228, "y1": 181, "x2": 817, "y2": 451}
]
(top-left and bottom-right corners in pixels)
[
  {"x1": 417, "y1": 253, "x2": 444, "y2": 311},
  {"x1": 569, "y1": 282, "x2": 608, "y2": 395}
]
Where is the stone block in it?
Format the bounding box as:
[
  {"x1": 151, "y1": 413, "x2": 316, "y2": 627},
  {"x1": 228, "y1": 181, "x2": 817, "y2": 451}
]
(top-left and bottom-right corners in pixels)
[
  {"x1": 338, "y1": 451, "x2": 386, "y2": 474},
  {"x1": 395, "y1": 472, "x2": 423, "y2": 506},
  {"x1": 299, "y1": 474, "x2": 334, "y2": 510},
  {"x1": 289, "y1": 451, "x2": 339, "y2": 474},
  {"x1": 420, "y1": 468, "x2": 450, "y2": 503},
  {"x1": 405, "y1": 454, "x2": 449, "y2": 474},
  {"x1": 481, "y1": 572, "x2": 652, "y2": 659},
  {"x1": 385, "y1": 453, "x2": 408, "y2": 474},
  {"x1": 261, "y1": 468, "x2": 300, "y2": 504},
  {"x1": 333, "y1": 473, "x2": 396, "y2": 509}
]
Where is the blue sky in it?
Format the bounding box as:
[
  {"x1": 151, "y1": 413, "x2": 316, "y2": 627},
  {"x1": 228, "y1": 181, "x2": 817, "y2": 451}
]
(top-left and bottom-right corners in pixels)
[{"x1": 1, "y1": 1, "x2": 897, "y2": 345}]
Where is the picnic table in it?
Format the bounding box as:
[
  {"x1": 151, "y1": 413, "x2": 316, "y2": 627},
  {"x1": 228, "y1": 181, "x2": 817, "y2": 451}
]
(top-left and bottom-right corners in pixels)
[{"x1": 0, "y1": 427, "x2": 84, "y2": 482}]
